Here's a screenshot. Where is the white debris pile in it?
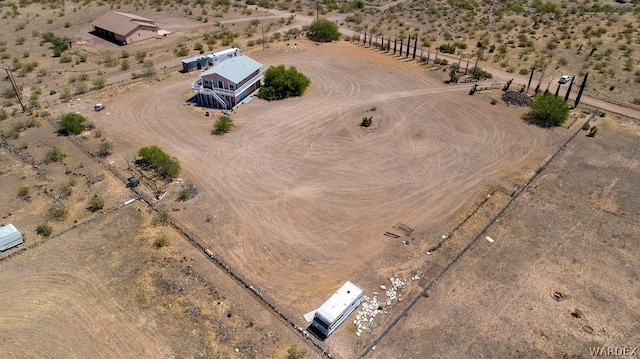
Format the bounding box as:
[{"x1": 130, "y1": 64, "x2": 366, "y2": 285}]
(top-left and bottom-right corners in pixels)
[
  {"x1": 353, "y1": 295, "x2": 380, "y2": 337},
  {"x1": 353, "y1": 276, "x2": 407, "y2": 337}
]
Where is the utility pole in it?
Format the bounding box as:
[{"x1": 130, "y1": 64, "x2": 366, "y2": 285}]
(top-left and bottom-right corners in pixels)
[
  {"x1": 316, "y1": 0, "x2": 319, "y2": 21},
  {"x1": 261, "y1": 24, "x2": 265, "y2": 51},
  {"x1": 4, "y1": 68, "x2": 25, "y2": 112}
]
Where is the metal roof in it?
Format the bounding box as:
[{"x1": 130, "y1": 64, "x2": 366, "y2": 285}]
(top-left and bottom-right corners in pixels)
[
  {"x1": 91, "y1": 11, "x2": 158, "y2": 37},
  {"x1": 200, "y1": 55, "x2": 262, "y2": 84},
  {"x1": 182, "y1": 48, "x2": 239, "y2": 64},
  {"x1": 315, "y1": 281, "x2": 363, "y2": 323},
  {"x1": 0, "y1": 223, "x2": 23, "y2": 250}
]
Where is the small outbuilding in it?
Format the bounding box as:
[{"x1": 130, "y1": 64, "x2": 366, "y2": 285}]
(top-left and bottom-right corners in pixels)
[
  {"x1": 0, "y1": 223, "x2": 24, "y2": 252},
  {"x1": 91, "y1": 11, "x2": 160, "y2": 45},
  {"x1": 181, "y1": 47, "x2": 241, "y2": 73}
]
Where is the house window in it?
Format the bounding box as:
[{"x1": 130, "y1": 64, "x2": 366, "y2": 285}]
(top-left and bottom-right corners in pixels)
[
  {"x1": 229, "y1": 83, "x2": 236, "y2": 91},
  {"x1": 215, "y1": 80, "x2": 223, "y2": 88}
]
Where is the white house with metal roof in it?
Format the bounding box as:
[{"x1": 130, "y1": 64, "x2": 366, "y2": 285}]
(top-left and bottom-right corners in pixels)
[
  {"x1": 310, "y1": 281, "x2": 364, "y2": 339},
  {"x1": 191, "y1": 55, "x2": 265, "y2": 109},
  {"x1": 0, "y1": 223, "x2": 24, "y2": 252}
]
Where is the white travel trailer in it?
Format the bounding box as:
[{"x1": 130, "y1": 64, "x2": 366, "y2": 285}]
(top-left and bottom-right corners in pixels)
[
  {"x1": 0, "y1": 223, "x2": 24, "y2": 252},
  {"x1": 311, "y1": 281, "x2": 364, "y2": 339}
]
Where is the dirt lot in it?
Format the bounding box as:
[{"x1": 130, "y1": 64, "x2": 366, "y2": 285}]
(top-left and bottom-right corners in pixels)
[
  {"x1": 0, "y1": 198, "x2": 314, "y2": 358},
  {"x1": 64, "y1": 40, "x2": 572, "y2": 356},
  {"x1": 368, "y1": 114, "x2": 640, "y2": 358}
]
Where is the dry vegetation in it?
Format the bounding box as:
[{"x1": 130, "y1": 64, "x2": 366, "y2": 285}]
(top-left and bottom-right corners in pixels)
[{"x1": 0, "y1": 0, "x2": 638, "y2": 358}]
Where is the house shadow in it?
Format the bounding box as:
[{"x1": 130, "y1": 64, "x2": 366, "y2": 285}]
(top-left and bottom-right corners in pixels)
[{"x1": 89, "y1": 30, "x2": 125, "y2": 46}]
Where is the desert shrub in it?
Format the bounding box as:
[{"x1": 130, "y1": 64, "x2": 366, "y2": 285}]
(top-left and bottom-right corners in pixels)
[
  {"x1": 361, "y1": 116, "x2": 372, "y2": 127},
  {"x1": 58, "y1": 112, "x2": 87, "y2": 135},
  {"x1": 120, "y1": 59, "x2": 130, "y2": 71},
  {"x1": 98, "y1": 141, "x2": 113, "y2": 157},
  {"x1": 88, "y1": 195, "x2": 104, "y2": 212},
  {"x1": 177, "y1": 188, "x2": 190, "y2": 201},
  {"x1": 46, "y1": 204, "x2": 67, "y2": 221},
  {"x1": 35, "y1": 223, "x2": 53, "y2": 237},
  {"x1": 17, "y1": 185, "x2": 29, "y2": 198},
  {"x1": 0, "y1": 109, "x2": 7, "y2": 121},
  {"x1": 258, "y1": 65, "x2": 310, "y2": 100},
  {"x1": 490, "y1": 98, "x2": 497, "y2": 105},
  {"x1": 135, "y1": 51, "x2": 147, "y2": 63},
  {"x1": 471, "y1": 66, "x2": 493, "y2": 79},
  {"x1": 581, "y1": 122, "x2": 591, "y2": 131},
  {"x1": 213, "y1": 115, "x2": 234, "y2": 134},
  {"x1": 632, "y1": 98, "x2": 640, "y2": 105},
  {"x1": 307, "y1": 18, "x2": 340, "y2": 42},
  {"x1": 153, "y1": 208, "x2": 170, "y2": 226},
  {"x1": 571, "y1": 308, "x2": 584, "y2": 319},
  {"x1": 286, "y1": 345, "x2": 307, "y2": 359},
  {"x1": 438, "y1": 43, "x2": 456, "y2": 54},
  {"x1": 59, "y1": 89, "x2": 71, "y2": 102},
  {"x1": 137, "y1": 145, "x2": 181, "y2": 178},
  {"x1": 43, "y1": 145, "x2": 67, "y2": 163},
  {"x1": 92, "y1": 76, "x2": 106, "y2": 89},
  {"x1": 524, "y1": 93, "x2": 570, "y2": 127},
  {"x1": 174, "y1": 43, "x2": 189, "y2": 57},
  {"x1": 154, "y1": 233, "x2": 169, "y2": 248}
]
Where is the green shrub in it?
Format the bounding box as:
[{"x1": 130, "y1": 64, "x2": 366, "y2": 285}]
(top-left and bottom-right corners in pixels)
[
  {"x1": 213, "y1": 115, "x2": 234, "y2": 134},
  {"x1": 153, "y1": 209, "x2": 170, "y2": 226},
  {"x1": 524, "y1": 93, "x2": 570, "y2": 127},
  {"x1": 98, "y1": 141, "x2": 113, "y2": 157},
  {"x1": 307, "y1": 18, "x2": 340, "y2": 42},
  {"x1": 35, "y1": 223, "x2": 53, "y2": 237},
  {"x1": 154, "y1": 233, "x2": 169, "y2": 248},
  {"x1": 138, "y1": 145, "x2": 181, "y2": 178},
  {"x1": 46, "y1": 204, "x2": 67, "y2": 221},
  {"x1": 43, "y1": 146, "x2": 67, "y2": 163},
  {"x1": 17, "y1": 185, "x2": 29, "y2": 198},
  {"x1": 58, "y1": 112, "x2": 87, "y2": 135},
  {"x1": 177, "y1": 188, "x2": 190, "y2": 201},
  {"x1": 88, "y1": 195, "x2": 104, "y2": 212},
  {"x1": 258, "y1": 65, "x2": 311, "y2": 101},
  {"x1": 92, "y1": 77, "x2": 106, "y2": 89},
  {"x1": 285, "y1": 345, "x2": 307, "y2": 359},
  {"x1": 438, "y1": 43, "x2": 456, "y2": 54}
]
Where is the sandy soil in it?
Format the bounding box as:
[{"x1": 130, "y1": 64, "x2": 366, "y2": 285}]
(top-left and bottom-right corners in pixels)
[
  {"x1": 74, "y1": 40, "x2": 569, "y2": 355},
  {"x1": 368, "y1": 114, "x2": 640, "y2": 358}
]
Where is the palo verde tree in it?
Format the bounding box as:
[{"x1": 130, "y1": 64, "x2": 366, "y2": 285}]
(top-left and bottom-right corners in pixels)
[
  {"x1": 307, "y1": 18, "x2": 340, "y2": 42},
  {"x1": 524, "y1": 93, "x2": 570, "y2": 128},
  {"x1": 57, "y1": 112, "x2": 87, "y2": 135},
  {"x1": 258, "y1": 65, "x2": 311, "y2": 100},
  {"x1": 137, "y1": 145, "x2": 181, "y2": 178}
]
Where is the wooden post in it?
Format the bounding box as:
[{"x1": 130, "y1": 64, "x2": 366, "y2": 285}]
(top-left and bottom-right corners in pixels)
[
  {"x1": 527, "y1": 67, "x2": 535, "y2": 92},
  {"x1": 405, "y1": 35, "x2": 410, "y2": 58},
  {"x1": 564, "y1": 76, "x2": 575, "y2": 102},
  {"x1": 574, "y1": 72, "x2": 588, "y2": 108},
  {"x1": 412, "y1": 35, "x2": 418, "y2": 60}
]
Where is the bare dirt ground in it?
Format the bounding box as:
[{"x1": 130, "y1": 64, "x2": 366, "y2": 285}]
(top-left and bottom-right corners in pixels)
[
  {"x1": 73, "y1": 40, "x2": 571, "y2": 356},
  {"x1": 368, "y1": 114, "x2": 640, "y2": 358}
]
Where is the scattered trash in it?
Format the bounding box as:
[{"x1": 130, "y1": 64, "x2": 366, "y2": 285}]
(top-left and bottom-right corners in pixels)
[
  {"x1": 486, "y1": 236, "x2": 494, "y2": 243},
  {"x1": 124, "y1": 198, "x2": 136, "y2": 205},
  {"x1": 354, "y1": 276, "x2": 406, "y2": 337}
]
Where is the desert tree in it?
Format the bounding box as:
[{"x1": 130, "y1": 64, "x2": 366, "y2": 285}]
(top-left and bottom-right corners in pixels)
[
  {"x1": 524, "y1": 93, "x2": 570, "y2": 127},
  {"x1": 307, "y1": 18, "x2": 340, "y2": 42}
]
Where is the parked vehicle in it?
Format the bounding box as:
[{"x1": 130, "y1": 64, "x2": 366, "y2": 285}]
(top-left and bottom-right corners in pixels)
[
  {"x1": 94, "y1": 103, "x2": 105, "y2": 111},
  {"x1": 559, "y1": 75, "x2": 571, "y2": 84}
]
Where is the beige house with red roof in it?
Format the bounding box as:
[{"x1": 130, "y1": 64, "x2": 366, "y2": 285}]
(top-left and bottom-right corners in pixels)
[{"x1": 91, "y1": 11, "x2": 159, "y2": 45}]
